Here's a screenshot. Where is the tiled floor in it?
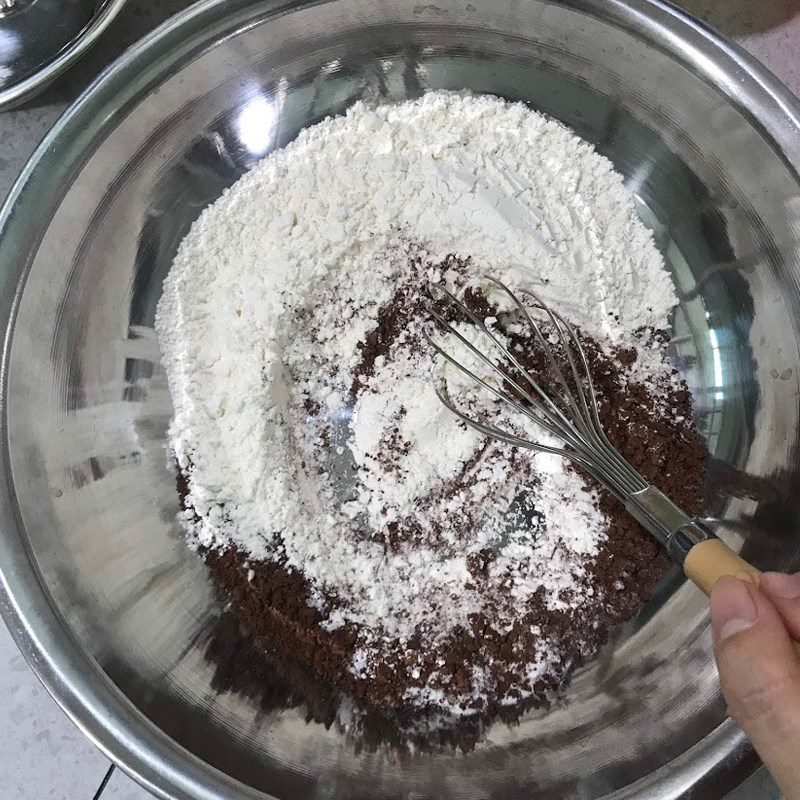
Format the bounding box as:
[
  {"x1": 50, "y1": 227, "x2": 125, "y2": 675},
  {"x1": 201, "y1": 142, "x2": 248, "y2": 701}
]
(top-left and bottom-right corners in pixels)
[
  {"x1": 0, "y1": 621, "x2": 151, "y2": 799},
  {"x1": 1, "y1": 0, "x2": 798, "y2": 798},
  {"x1": 97, "y1": 766, "x2": 152, "y2": 800}
]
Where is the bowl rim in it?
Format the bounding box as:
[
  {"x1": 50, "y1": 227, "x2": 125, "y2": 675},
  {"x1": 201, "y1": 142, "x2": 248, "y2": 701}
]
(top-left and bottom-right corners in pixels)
[
  {"x1": 0, "y1": 0, "x2": 798, "y2": 798},
  {"x1": 0, "y1": 0, "x2": 129, "y2": 111}
]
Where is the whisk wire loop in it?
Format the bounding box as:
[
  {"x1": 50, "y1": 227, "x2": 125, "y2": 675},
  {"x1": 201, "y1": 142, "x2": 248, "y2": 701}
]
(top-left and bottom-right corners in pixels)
[
  {"x1": 540, "y1": 302, "x2": 649, "y2": 492},
  {"x1": 423, "y1": 326, "x2": 570, "y2": 445},
  {"x1": 485, "y1": 276, "x2": 643, "y2": 494},
  {"x1": 427, "y1": 285, "x2": 592, "y2": 453},
  {"x1": 426, "y1": 278, "x2": 649, "y2": 500}
]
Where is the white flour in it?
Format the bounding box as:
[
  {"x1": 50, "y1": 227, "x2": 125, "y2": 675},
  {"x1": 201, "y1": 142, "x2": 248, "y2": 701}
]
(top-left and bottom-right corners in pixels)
[{"x1": 156, "y1": 92, "x2": 677, "y2": 713}]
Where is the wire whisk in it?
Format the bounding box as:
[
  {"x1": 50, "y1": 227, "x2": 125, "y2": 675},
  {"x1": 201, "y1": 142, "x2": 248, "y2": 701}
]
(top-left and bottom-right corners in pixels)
[{"x1": 423, "y1": 276, "x2": 791, "y2": 615}]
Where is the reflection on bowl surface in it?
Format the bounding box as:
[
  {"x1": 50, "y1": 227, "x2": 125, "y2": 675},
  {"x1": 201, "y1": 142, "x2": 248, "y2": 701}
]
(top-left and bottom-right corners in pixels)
[{"x1": 0, "y1": 0, "x2": 799, "y2": 798}]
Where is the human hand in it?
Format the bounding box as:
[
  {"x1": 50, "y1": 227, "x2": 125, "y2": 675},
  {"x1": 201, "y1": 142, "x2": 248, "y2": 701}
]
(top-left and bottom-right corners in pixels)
[{"x1": 710, "y1": 573, "x2": 800, "y2": 799}]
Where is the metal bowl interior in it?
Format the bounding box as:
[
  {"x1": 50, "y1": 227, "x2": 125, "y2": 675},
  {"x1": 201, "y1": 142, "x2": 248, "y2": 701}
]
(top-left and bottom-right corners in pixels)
[{"x1": 1, "y1": 0, "x2": 800, "y2": 798}]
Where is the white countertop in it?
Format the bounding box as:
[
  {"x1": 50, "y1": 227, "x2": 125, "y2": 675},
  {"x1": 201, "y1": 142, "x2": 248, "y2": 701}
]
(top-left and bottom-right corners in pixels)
[{"x1": 1, "y1": 1, "x2": 797, "y2": 797}]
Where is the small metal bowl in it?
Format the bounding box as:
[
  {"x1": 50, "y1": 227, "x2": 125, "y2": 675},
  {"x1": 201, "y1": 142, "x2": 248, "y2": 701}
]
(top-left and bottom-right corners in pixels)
[
  {"x1": 0, "y1": 0, "x2": 127, "y2": 109},
  {"x1": 0, "y1": 0, "x2": 799, "y2": 798}
]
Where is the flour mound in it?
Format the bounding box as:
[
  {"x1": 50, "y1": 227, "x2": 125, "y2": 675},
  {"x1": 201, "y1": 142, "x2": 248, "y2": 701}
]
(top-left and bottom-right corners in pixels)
[{"x1": 155, "y1": 92, "x2": 677, "y2": 716}]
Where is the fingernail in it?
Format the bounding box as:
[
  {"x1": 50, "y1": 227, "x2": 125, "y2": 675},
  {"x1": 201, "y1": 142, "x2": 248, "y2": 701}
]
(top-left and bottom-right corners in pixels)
[
  {"x1": 760, "y1": 571, "x2": 800, "y2": 599},
  {"x1": 710, "y1": 577, "x2": 758, "y2": 642}
]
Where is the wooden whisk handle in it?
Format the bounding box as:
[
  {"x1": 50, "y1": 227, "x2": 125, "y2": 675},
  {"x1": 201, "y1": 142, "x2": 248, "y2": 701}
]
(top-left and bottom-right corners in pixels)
[
  {"x1": 683, "y1": 538, "x2": 800, "y2": 659},
  {"x1": 684, "y1": 538, "x2": 762, "y2": 594},
  {"x1": 624, "y1": 488, "x2": 800, "y2": 655}
]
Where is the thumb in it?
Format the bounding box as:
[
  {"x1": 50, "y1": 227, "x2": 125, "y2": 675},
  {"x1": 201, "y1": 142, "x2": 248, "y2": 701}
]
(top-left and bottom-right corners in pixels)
[
  {"x1": 710, "y1": 576, "x2": 800, "y2": 799},
  {"x1": 761, "y1": 571, "x2": 800, "y2": 641}
]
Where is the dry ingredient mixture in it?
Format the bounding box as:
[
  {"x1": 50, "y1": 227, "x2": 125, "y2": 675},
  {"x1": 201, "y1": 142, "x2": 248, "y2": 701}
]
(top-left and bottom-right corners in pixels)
[{"x1": 156, "y1": 92, "x2": 707, "y2": 749}]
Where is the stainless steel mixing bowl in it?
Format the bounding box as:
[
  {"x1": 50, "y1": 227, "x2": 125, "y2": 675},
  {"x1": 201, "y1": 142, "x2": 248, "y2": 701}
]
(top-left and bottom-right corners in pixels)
[
  {"x1": 0, "y1": 0, "x2": 129, "y2": 109},
  {"x1": 1, "y1": 0, "x2": 799, "y2": 798}
]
